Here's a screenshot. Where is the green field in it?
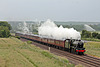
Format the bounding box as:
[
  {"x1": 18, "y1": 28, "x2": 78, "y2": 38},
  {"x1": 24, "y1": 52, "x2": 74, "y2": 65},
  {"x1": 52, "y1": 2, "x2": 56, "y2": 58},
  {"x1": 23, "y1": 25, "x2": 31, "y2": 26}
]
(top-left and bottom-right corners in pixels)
[
  {"x1": 0, "y1": 37, "x2": 75, "y2": 67},
  {"x1": 82, "y1": 38, "x2": 100, "y2": 42},
  {"x1": 84, "y1": 42, "x2": 100, "y2": 57}
]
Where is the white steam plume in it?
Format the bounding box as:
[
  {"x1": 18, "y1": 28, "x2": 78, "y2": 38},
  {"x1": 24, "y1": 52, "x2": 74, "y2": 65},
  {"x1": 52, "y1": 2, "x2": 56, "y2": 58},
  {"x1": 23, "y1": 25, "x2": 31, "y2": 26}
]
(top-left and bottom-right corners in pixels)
[{"x1": 38, "y1": 19, "x2": 81, "y2": 40}]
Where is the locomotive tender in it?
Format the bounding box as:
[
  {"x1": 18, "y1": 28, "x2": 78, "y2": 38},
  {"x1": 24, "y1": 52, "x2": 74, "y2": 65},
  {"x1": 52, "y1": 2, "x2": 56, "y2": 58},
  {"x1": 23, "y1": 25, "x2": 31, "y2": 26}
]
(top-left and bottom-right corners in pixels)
[{"x1": 15, "y1": 32, "x2": 86, "y2": 55}]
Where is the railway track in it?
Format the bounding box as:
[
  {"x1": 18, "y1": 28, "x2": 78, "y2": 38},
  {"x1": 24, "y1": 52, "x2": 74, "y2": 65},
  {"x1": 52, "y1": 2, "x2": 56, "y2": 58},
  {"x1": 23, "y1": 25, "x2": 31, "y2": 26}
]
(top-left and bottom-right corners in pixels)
[{"x1": 20, "y1": 38, "x2": 100, "y2": 67}]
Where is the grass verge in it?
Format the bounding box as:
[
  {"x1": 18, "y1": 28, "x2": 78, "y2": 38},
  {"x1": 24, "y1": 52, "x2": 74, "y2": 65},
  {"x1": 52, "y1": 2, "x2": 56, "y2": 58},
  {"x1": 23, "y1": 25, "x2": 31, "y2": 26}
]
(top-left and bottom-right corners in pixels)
[
  {"x1": 82, "y1": 38, "x2": 100, "y2": 42},
  {"x1": 84, "y1": 42, "x2": 100, "y2": 58},
  {"x1": 0, "y1": 37, "x2": 76, "y2": 67}
]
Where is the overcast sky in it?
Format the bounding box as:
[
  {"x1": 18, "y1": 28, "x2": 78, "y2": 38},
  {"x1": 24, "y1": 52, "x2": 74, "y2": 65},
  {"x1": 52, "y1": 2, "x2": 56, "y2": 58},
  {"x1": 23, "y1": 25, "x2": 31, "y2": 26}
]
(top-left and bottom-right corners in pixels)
[{"x1": 0, "y1": 0, "x2": 100, "y2": 22}]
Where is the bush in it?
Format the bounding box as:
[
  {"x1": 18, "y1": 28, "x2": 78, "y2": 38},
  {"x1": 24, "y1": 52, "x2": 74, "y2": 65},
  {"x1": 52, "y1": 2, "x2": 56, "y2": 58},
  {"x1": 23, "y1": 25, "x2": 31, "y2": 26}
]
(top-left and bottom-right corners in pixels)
[
  {"x1": 15, "y1": 36, "x2": 20, "y2": 39},
  {"x1": 81, "y1": 30, "x2": 92, "y2": 38},
  {"x1": 0, "y1": 21, "x2": 12, "y2": 38},
  {"x1": 27, "y1": 41, "x2": 32, "y2": 44},
  {"x1": 97, "y1": 34, "x2": 100, "y2": 39},
  {"x1": 92, "y1": 32, "x2": 98, "y2": 38},
  {"x1": 0, "y1": 21, "x2": 12, "y2": 30},
  {"x1": 0, "y1": 26, "x2": 11, "y2": 38}
]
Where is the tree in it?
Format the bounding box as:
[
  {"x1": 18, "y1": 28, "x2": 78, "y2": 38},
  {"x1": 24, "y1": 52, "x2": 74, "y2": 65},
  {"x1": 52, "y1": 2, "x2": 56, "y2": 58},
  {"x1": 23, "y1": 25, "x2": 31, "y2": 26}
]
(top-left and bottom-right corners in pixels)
[
  {"x1": 81, "y1": 30, "x2": 87, "y2": 38},
  {"x1": 0, "y1": 26, "x2": 11, "y2": 38},
  {"x1": 92, "y1": 32, "x2": 98, "y2": 38},
  {"x1": 0, "y1": 21, "x2": 12, "y2": 30},
  {"x1": 97, "y1": 34, "x2": 100, "y2": 39},
  {"x1": 81, "y1": 30, "x2": 92, "y2": 38},
  {"x1": 86, "y1": 31, "x2": 92, "y2": 38},
  {"x1": 0, "y1": 21, "x2": 11, "y2": 38}
]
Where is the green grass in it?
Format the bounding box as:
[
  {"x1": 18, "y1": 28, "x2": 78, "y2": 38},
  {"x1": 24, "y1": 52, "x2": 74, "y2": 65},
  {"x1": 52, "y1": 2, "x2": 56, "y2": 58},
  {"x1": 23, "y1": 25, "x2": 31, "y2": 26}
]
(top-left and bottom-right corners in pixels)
[
  {"x1": 11, "y1": 33, "x2": 15, "y2": 36},
  {"x1": 96, "y1": 31, "x2": 100, "y2": 34},
  {"x1": 84, "y1": 42, "x2": 100, "y2": 57},
  {"x1": 82, "y1": 38, "x2": 100, "y2": 42},
  {"x1": 27, "y1": 41, "x2": 32, "y2": 44},
  {"x1": 0, "y1": 37, "x2": 75, "y2": 67}
]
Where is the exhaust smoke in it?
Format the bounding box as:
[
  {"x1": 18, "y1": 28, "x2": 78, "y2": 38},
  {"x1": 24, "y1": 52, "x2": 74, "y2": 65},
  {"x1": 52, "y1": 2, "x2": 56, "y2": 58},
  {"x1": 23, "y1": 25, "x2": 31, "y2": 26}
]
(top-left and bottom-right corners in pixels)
[{"x1": 38, "y1": 19, "x2": 81, "y2": 40}]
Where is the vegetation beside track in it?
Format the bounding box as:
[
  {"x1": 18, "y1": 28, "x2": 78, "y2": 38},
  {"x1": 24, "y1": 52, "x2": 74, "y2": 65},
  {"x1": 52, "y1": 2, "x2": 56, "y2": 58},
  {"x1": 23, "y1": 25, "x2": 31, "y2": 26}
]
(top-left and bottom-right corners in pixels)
[
  {"x1": 82, "y1": 38, "x2": 100, "y2": 42},
  {"x1": 0, "y1": 37, "x2": 75, "y2": 67},
  {"x1": 84, "y1": 42, "x2": 100, "y2": 57}
]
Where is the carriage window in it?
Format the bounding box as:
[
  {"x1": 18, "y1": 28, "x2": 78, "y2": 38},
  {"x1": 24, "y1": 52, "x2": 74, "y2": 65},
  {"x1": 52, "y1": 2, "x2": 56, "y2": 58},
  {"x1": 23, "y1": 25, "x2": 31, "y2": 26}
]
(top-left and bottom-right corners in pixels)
[
  {"x1": 56, "y1": 41, "x2": 59, "y2": 44},
  {"x1": 49, "y1": 40, "x2": 54, "y2": 43}
]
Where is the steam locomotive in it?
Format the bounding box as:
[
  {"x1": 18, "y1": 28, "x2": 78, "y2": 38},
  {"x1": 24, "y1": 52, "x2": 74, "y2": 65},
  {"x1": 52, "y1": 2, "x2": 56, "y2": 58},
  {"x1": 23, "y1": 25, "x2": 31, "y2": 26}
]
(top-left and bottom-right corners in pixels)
[{"x1": 15, "y1": 32, "x2": 86, "y2": 55}]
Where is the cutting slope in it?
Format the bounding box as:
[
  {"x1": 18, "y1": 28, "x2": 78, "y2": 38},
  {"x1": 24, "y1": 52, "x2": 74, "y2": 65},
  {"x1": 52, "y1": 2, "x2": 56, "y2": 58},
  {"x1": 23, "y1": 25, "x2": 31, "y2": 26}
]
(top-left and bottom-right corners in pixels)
[{"x1": 0, "y1": 37, "x2": 74, "y2": 67}]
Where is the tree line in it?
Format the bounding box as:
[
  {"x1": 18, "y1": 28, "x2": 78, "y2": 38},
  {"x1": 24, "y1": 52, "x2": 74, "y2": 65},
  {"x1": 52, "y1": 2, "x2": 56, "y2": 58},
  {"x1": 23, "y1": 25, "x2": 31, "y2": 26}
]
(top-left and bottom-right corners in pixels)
[
  {"x1": 81, "y1": 30, "x2": 100, "y2": 39},
  {"x1": 0, "y1": 21, "x2": 11, "y2": 38}
]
